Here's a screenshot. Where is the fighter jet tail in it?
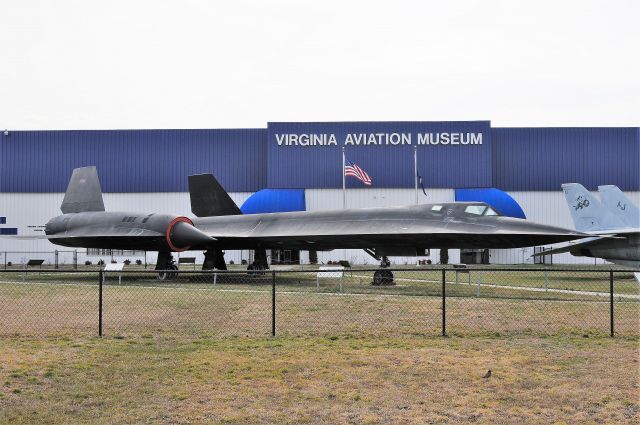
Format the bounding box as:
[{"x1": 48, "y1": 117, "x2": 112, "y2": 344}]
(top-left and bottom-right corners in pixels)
[
  {"x1": 598, "y1": 185, "x2": 640, "y2": 229},
  {"x1": 188, "y1": 174, "x2": 242, "y2": 217},
  {"x1": 562, "y1": 183, "x2": 625, "y2": 232},
  {"x1": 60, "y1": 166, "x2": 105, "y2": 214}
]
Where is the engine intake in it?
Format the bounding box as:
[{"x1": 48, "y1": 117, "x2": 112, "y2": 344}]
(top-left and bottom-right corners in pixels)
[{"x1": 166, "y1": 216, "x2": 213, "y2": 252}]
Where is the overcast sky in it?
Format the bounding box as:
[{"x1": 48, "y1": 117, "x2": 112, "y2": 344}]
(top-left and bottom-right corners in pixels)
[{"x1": 1, "y1": 0, "x2": 638, "y2": 130}]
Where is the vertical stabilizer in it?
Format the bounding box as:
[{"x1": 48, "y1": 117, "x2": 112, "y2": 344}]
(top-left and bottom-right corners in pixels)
[
  {"x1": 561, "y1": 183, "x2": 624, "y2": 232},
  {"x1": 188, "y1": 174, "x2": 242, "y2": 217},
  {"x1": 598, "y1": 185, "x2": 640, "y2": 229},
  {"x1": 60, "y1": 167, "x2": 105, "y2": 214}
]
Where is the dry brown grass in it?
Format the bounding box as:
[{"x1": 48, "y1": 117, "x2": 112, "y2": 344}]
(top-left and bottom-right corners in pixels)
[
  {"x1": 0, "y1": 335, "x2": 637, "y2": 424},
  {"x1": 1, "y1": 281, "x2": 638, "y2": 423},
  {"x1": 0, "y1": 282, "x2": 638, "y2": 338}
]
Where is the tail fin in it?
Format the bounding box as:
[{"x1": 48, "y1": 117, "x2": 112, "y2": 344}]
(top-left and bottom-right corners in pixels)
[
  {"x1": 561, "y1": 183, "x2": 624, "y2": 232},
  {"x1": 60, "y1": 166, "x2": 105, "y2": 214},
  {"x1": 188, "y1": 174, "x2": 242, "y2": 217},
  {"x1": 598, "y1": 185, "x2": 640, "y2": 229}
]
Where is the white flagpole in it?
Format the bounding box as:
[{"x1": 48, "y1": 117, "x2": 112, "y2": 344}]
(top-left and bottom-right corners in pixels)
[
  {"x1": 342, "y1": 146, "x2": 346, "y2": 209},
  {"x1": 414, "y1": 145, "x2": 418, "y2": 204}
]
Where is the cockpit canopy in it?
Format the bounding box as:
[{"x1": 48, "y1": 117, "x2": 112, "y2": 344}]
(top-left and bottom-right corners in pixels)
[
  {"x1": 463, "y1": 204, "x2": 499, "y2": 216},
  {"x1": 429, "y1": 203, "x2": 501, "y2": 217}
]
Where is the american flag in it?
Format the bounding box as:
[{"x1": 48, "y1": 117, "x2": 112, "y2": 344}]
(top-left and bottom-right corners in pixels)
[{"x1": 345, "y1": 159, "x2": 372, "y2": 186}]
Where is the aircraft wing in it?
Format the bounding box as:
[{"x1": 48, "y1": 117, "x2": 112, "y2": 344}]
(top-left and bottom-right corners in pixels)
[
  {"x1": 532, "y1": 230, "x2": 637, "y2": 257},
  {"x1": 532, "y1": 237, "x2": 607, "y2": 257}
]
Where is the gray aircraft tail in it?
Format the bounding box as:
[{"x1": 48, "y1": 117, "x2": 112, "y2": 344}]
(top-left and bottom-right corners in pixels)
[
  {"x1": 60, "y1": 166, "x2": 106, "y2": 214},
  {"x1": 188, "y1": 174, "x2": 242, "y2": 217},
  {"x1": 561, "y1": 183, "x2": 625, "y2": 232},
  {"x1": 598, "y1": 185, "x2": 640, "y2": 229}
]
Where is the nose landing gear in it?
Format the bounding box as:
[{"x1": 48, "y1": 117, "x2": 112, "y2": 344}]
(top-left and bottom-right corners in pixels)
[{"x1": 372, "y1": 256, "x2": 395, "y2": 286}]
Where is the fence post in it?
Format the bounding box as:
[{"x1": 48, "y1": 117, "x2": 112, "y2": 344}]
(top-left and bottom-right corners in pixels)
[
  {"x1": 98, "y1": 270, "x2": 103, "y2": 337},
  {"x1": 441, "y1": 268, "x2": 447, "y2": 337},
  {"x1": 271, "y1": 270, "x2": 276, "y2": 337},
  {"x1": 609, "y1": 270, "x2": 614, "y2": 338}
]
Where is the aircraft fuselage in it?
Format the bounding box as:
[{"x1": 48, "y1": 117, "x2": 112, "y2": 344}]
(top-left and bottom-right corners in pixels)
[{"x1": 45, "y1": 203, "x2": 584, "y2": 253}]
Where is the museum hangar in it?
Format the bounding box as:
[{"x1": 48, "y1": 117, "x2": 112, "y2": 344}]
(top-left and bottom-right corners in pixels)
[{"x1": 0, "y1": 121, "x2": 638, "y2": 266}]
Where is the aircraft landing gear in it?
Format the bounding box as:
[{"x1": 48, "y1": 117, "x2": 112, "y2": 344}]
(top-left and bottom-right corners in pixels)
[
  {"x1": 203, "y1": 249, "x2": 227, "y2": 270},
  {"x1": 247, "y1": 248, "x2": 269, "y2": 275},
  {"x1": 372, "y1": 256, "x2": 395, "y2": 286},
  {"x1": 156, "y1": 251, "x2": 178, "y2": 280}
]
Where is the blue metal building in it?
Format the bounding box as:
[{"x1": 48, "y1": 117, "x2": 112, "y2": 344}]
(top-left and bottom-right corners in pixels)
[
  {"x1": 0, "y1": 121, "x2": 637, "y2": 265},
  {"x1": 0, "y1": 122, "x2": 637, "y2": 193}
]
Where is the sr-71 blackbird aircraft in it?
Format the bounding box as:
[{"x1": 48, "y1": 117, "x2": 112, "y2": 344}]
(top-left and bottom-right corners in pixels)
[{"x1": 24, "y1": 167, "x2": 585, "y2": 279}]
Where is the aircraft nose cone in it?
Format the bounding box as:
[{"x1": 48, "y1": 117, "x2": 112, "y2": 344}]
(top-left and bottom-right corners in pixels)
[{"x1": 168, "y1": 220, "x2": 214, "y2": 251}]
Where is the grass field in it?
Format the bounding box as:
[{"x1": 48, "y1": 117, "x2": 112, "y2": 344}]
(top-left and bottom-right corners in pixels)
[
  {"x1": 0, "y1": 267, "x2": 638, "y2": 423},
  {"x1": 0, "y1": 334, "x2": 638, "y2": 424},
  {"x1": 0, "y1": 276, "x2": 638, "y2": 338}
]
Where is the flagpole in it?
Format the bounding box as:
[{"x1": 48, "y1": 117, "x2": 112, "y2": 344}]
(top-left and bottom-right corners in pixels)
[
  {"x1": 342, "y1": 147, "x2": 346, "y2": 209},
  {"x1": 414, "y1": 145, "x2": 418, "y2": 204}
]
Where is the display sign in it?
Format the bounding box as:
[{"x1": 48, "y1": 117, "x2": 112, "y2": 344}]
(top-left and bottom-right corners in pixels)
[{"x1": 267, "y1": 121, "x2": 492, "y2": 189}]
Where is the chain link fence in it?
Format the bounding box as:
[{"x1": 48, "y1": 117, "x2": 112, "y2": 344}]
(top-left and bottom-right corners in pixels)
[{"x1": 0, "y1": 267, "x2": 637, "y2": 338}]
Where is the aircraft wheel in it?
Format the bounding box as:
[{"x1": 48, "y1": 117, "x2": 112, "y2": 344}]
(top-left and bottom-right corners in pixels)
[
  {"x1": 372, "y1": 269, "x2": 394, "y2": 286},
  {"x1": 168, "y1": 264, "x2": 178, "y2": 279},
  {"x1": 158, "y1": 264, "x2": 179, "y2": 280}
]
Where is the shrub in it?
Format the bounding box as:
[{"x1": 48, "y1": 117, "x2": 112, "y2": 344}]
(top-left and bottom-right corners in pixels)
[
  {"x1": 123, "y1": 259, "x2": 131, "y2": 265},
  {"x1": 84, "y1": 260, "x2": 92, "y2": 266},
  {"x1": 97, "y1": 260, "x2": 105, "y2": 266},
  {"x1": 111, "y1": 260, "x2": 117, "y2": 264},
  {"x1": 135, "y1": 259, "x2": 142, "y2": 265},
  {"x1": 229, "y1": 260, "x2": 235, "y2": 265}
]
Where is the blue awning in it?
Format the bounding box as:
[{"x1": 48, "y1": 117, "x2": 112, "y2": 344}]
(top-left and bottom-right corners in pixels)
[
  {"x1": 241, "y1": 189, "x2": 306, "y2": 214},
  {"x1": 455, "y1": 188, "x2": 526, "y2": 219}
]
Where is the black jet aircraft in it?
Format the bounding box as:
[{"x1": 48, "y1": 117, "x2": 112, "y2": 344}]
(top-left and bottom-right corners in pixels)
[{"x1": 30, "y1": 167, "x2": 585, "y2": 280}]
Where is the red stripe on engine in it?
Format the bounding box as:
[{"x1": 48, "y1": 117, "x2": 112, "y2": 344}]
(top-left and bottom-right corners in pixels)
[{"x1": 166, "y1": 216, "x2": 194, "y2": 252}]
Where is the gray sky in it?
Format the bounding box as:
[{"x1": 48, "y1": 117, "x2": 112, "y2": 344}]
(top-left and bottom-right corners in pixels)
[{"x1": 1, "y1": 0, "x2": 638, "y2": 130}]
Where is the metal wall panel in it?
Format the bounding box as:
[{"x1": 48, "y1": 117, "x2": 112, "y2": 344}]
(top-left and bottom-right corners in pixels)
[
  {"x1": 492, "y1": 127, "x2": 639, "y2": 191},
  {"x1": 304, "y1": 188, "x2": 454, "y2": 211},
  {"x1": 0, "y1": 129, "x2": 266, "y2": 193},
  {"x1": 267, "y1": 121, "x2": 492, "y2": 189},
  {"x1": 2, "y1": 125, "x2": 638, "y2": 194}
]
